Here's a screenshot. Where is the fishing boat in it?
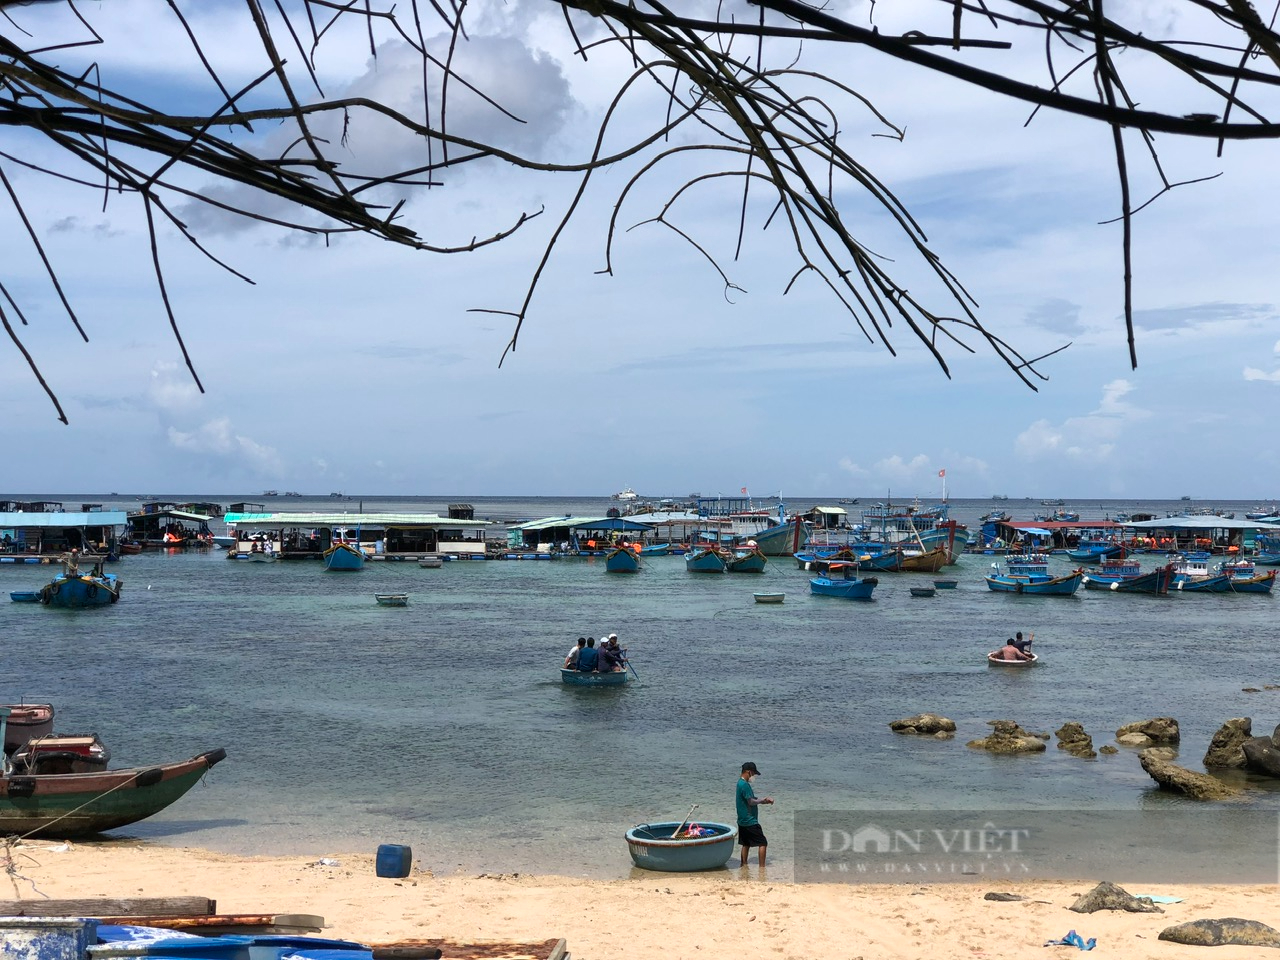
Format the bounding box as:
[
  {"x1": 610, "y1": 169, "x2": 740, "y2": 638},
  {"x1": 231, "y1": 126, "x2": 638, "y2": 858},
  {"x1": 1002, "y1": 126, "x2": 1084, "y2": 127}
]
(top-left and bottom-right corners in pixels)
[
  {"x1": 898, "y1": 545, "x2": 950, "y2": 573},
  {"x1": 985, "y1": 556, "x2": 1083, "y2": 596},
  {"x1": 987, "y1": 651, "x2": 1039, "y2": 667},
  {"x1": 9, "y1": 733, "x2": 111, "y2": 774},
  {"x1": 638, "y1": 543, "x2": 671, "y2": 557},
  {"x1": 1221, "y1": 559, "x2": 1277, "y2": 594},
  {"x1": 323, "y1": 540, "x2": 365, "y2": 571},
  {"x1": 1065, "y1": 539, "x2": 1126, "y2": 563},
  {"x1": 36, "y1": 557, "x2": 122, "y2": 607},
  {"x1": 1, "y1": 703, "x2": 54, "y2": 752},
  {"x1": 1082, "y1": 559, "x2": 1176, "y2": 594},
  {"x1": 1172, "y1": 552, "x2": 1231, "y2": 592},
  {"x1": 560, "y1": 668, "x2": 629, "y2": 686},
  {"x1": 909, "y1": 586, "x2": 936, "y2": 598},
  {"x1": 374, "y1": 594, "x2": 408, "y2": 606},
  {"x1": 625, "y1": 821, "x2": 738, "y2": 871},
  {"x1": 0, "y1": 747, "x2": 226, "y2": 837},
  {"x1": 684, "y1": 545, "x2": 726, "y2": 573},
  {"x1": 809, "y1": 564, "x2": 877, "y2": 600},
  {"x1": 612, "y1": 487, "x2": 640, "y2": 501},
  {"x1": 726, "y1": 544, "x2": 768, "y2": 573},
  {"x1": 9, "y1": 590, "x2": 41, "y2": 603},
  {"x1": 752, "y1": 592, "x2": 785, "y2": 604},
  {"x1": 605, "y1": 544, "x2": 642, "y2": 573}
]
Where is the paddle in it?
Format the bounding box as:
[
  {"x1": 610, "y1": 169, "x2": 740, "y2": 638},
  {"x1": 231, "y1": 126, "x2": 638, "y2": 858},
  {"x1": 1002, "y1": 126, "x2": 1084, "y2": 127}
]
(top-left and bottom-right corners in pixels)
[
  {"x1": 672, "y1": 803, "x2": 699, "y2": 839},
  {"x1": 623, "y1": 649, "x2": 640, "y2": 681}
]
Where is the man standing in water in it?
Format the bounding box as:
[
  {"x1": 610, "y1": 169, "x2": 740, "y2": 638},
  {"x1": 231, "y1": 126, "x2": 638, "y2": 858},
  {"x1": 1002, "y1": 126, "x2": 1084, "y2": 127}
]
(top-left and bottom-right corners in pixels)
[{"x1": 736, "y1": 762, "x2": 774, "y2": 866}]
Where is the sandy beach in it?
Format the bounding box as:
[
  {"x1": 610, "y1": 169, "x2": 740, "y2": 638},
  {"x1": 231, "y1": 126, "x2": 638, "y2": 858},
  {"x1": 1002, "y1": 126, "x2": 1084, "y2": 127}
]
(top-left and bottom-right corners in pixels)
[{"x1": 4, "y1": 841, "x2": 1277, "y2": 959}]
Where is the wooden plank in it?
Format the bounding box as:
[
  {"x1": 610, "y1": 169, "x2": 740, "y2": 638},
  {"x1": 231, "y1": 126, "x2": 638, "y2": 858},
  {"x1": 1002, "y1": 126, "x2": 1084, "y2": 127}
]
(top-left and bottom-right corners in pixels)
[
  {"x1": 92, "y1": 914, "x2": 324, "y2": 935},
  {"x1": 0, "y1": 897, "x2": 215, "y2": 917},
  {"x1": 365, "y1": 939, "x2": 566, "y2": 960}
]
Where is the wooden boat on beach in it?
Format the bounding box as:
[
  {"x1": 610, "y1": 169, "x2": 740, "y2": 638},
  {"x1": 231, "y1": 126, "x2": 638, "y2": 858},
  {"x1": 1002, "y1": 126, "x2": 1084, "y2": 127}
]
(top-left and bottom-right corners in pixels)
[
  {"x1": 10, "y1": 733, "x2": 111, "y2": 774},
  {"x1": 625, "y1": 821, "x2": 738, "y2": 871},
  {"x1": 374, "y1": 594, "x2": 408, "y2": 606},
  {"x1": 988, "y1": 651, "x2": 1039, "y2": 667},
  {"x1": 0, "y1": 747, "x2": 226, "y2": 837},
  {"x1": 1, "y1": 703, "x2": 54, "y2": 752}
]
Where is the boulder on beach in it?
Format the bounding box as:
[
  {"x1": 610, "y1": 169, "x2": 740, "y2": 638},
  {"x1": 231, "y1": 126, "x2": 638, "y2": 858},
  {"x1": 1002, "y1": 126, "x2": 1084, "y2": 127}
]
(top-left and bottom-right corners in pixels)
[
  {"x1": 889, "y1": 713, "x2": 956, "y2": 735},
  {"x1": 983, "y1": 891, "x2": 1025, "y2": 902},
  {"x1": 1204, "y1": 718, "x2": 1252, "y2": 768},
  {"x1": 1116, "y1": 717, "x2": 1180, "y2": 744},
  {"x1": 1158, "y1": 918, "x2": 1280, "y2": 948},
  {"x1": 1070, "y1": 880, "x2": 1164, "y2": 914},
  {"x1": 967, "y1": 720, "x2": 1046, "y2": 754},
  {"x1": 1139, "y1": 749, "x2": 1240, "y2": 800},
  {"x1": 1242, "y1": 737, "x2": 1280, "y2": 777},
  {"x1": 1055, "y1": 722, "x2": 1096, "y2": 759}
]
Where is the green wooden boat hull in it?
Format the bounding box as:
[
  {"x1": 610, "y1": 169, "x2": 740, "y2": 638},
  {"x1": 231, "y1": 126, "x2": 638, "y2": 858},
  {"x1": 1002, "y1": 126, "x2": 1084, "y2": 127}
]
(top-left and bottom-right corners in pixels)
[{"x1": 0, "y1": 748, "x2": 225, "y2": 837}]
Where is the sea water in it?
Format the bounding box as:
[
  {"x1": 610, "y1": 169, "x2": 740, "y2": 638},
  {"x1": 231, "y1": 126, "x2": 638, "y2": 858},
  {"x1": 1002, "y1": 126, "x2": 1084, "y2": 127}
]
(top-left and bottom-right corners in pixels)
[{"x1": 2, "y1": 495, "x2": 1277, "y2": 879}]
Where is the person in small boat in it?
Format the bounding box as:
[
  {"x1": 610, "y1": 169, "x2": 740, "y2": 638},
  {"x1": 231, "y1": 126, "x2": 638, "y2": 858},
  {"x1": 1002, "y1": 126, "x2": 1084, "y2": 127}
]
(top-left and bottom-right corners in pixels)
[
  {"x1": 565, "y1": 637, "x2": 586, "y2": 669},
  {"x1": 577, "y1": 637, "x2": 599, "y2": 672},
  {"x1": 1010, "y1": 631, "x2": 1033, "y2": 654},
  {"x1": 997, "y1": 638, "x2": 1033, "y2": 661}
]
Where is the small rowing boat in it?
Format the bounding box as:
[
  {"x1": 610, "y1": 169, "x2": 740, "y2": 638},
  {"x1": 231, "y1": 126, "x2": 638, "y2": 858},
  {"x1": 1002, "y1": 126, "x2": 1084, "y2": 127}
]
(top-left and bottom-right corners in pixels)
[
  {"x1": 625, "y1": 821, "x2": 738, "y2": 871},
  {"x1": 374, "y1": 594, "x2": 408, "y2": 607},
  {"x1": 753, "y1": 592, "x2": 785, "y2": 604},
  {"x1": 987, "y1": 652, "x2": 1038, "y2": 667}
]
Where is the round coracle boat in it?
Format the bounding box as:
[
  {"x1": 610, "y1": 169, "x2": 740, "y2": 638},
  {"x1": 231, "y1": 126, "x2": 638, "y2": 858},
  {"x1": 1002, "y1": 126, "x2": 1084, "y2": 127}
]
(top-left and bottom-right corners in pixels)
[
  {"x1": 625, "y1": 821, "x2": 738, "y2": 871},
  {"x1": 987, "y1": 652, "x2": 1038, "y2": 667}
]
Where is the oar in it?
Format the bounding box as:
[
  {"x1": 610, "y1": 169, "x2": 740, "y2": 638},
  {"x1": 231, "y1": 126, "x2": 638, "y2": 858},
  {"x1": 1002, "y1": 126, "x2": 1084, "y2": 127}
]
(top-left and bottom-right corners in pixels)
[
  {"x1": 672, "y1": 803, "x2": 699, "y2": 839},
  {"x1": 623, "y1": 651, "x2": 640, "y2": 681}
]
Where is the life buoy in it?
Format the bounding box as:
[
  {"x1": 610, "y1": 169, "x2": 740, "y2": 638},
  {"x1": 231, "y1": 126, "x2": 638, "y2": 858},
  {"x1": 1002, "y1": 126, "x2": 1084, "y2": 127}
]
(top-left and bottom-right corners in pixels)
[{"x1": 86, "y1": 584, "x2": 98, "y2": 599}]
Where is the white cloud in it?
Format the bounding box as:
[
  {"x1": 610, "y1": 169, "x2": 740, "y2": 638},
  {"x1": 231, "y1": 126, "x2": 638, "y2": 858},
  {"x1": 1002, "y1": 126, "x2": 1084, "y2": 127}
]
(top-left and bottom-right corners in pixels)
[
  {"x1": 1015, "y1": 379, "x2": 1151, "y2": 462},
  {"x1": 1243, "y1": 339, "x2": 1280, "y2": 383}
]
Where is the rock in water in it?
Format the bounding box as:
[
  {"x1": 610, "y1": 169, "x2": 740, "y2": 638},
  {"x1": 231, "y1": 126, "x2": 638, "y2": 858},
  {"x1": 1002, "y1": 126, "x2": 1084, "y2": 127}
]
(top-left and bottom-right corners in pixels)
[
  {"x1": 1204, "y1": 718, "x2": 1252, "y2": 768},
  {"x1": 1070, "y1": 881, "x2": 1164, "y2": 914},
  {"x1": 1158, "y1": 918, "x2": 1280, "y2": 947},
  {"x1": 1055, "y1": 722, "x2": 1096, "y2": 758},
  {"x1": 967, "y1": 720, "x2": 1046, "y2": 754},
  {"x1": 1116, "y1": 717, "x2": 1180, "y2": 744},
  {"x1": 1242, "y1": 737, "x2": 1280, "y2": 777},
  {"x1": 889, "y1": 713, "x2": 956, "y2": 735},
  {"x1": 1139, "y1": 750, "x2": 1240, "y2": 800}
]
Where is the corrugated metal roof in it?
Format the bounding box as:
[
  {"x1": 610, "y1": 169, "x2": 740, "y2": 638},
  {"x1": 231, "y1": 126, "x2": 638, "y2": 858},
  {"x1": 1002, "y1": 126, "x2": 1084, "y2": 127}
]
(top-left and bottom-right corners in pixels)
[
  {"x1": 1005, "y1": 520, "x2": 1120, "y2": 529},
  {"x1": 1124, "y1": 516, "x2": 1280, "y2": 531},
  {"x1": 509, "y1": 516, "x2": 654, "y2": 532},
  {"x1": 223, "y1": 512, "x2": 491, "y2": 528},
  {"x1": 130, "y1": 509, "x2": 211, "y2": 522},
  {"x1": 811, "y1": 506, "x2": 847, "y2": 515},
  {"x1": 0, "y1": 511, "x2": 128, "y2": 527}
]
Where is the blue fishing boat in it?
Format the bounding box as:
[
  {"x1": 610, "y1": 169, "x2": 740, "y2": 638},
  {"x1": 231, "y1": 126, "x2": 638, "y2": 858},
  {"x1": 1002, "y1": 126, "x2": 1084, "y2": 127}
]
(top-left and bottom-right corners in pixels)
[
  {"x1": 809, "y1": 564, "x2": 877, "y2": 600},
  {"x1": 605, "y1": 545, "x2": 642, "y2": 573},
  {"x1": 1082, "y1": 559, "x2": 1175, "y2": 594},
  {"x1": 561, "y1": 668, "x2": 629, "y2": 686},
  {"x1": 1252, "y1": 553, "x2": 1280, "y2": 566},
  {"x1": 323, "y1": 541, "x2": 365, "y2": 571},
  {"x1": 685, "y1": 545, "x2": 726, "y2": 573},
  {"x1": 1065, "y1": 540, "x2": 1126, "y2": 563},
  {"x1": 986, "y1": 555, "x2": 1083, "y2": 595},
  {"x1": 1221, "y1": 559, "x2": 1277, "y2": 594},
  {"x1": 36, "y1": 558, "x2": 122, "y2": 607},
  {"x1": 638, "y1": 543, "x2": 670, "y2": 557},
  {"x1": 726, "y1": 545, "x2": 768, "y2": 573},
  {"x1": 625, "y1": 821, "x2": 738, "y2": 871},
  {"x1": 10, "y1": 590, "x2": 41, "y2": 603},
  {"x1": 1172, "y1": 552, "x2": 1230, "y2": 592}
]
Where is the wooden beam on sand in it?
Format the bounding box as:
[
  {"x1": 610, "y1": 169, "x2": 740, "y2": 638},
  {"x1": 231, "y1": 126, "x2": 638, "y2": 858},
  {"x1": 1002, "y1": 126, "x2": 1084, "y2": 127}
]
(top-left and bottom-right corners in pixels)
[
  {"x1": 366, "y1": 939, "x2": 567, "y2": 960},
  {"x1": 0, "y1": 897, "x2": 216, "y2": 917},
  {"x1": 91, "y1": 915, "x2": 324, "y2": 935}
]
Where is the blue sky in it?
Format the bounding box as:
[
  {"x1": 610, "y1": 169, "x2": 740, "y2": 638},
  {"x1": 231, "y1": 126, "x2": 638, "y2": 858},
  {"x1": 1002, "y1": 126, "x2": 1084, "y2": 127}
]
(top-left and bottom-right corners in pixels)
[{"x1": 2, "y1": 1, "x2": 1278, "y2": 499}]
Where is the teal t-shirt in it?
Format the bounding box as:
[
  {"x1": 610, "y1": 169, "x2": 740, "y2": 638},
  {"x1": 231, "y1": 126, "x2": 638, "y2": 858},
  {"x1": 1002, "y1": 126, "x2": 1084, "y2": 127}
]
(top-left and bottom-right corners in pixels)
[{"x1": 736, "y1": 776, "x2": 757, "y2": 826}]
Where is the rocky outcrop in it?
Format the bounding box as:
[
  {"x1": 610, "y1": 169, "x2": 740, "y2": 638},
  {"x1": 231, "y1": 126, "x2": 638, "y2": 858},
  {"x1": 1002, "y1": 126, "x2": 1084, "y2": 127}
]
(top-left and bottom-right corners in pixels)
[
  {"x1": 1242, "y1": 737, "x2": 1280, "y2": 777},
  {"x1": 1115, "y1": 717, "x2": 1180, "y2": 746},
  {"x1": 1204, "y1": 718, "x2": 1252, "y2": 768},
  {"x1": 983, "y1": 891, "x2": 1025, "y2": 902},
  {"x1": 1139, "y1": 749, "x2": 1240, "y2": 800},
  {"x1": 1070, "y1": 881, "x2": 1164, "y2": 914},
  {"x1": 1055, "y1": 722, "x2": 1096, "y2": 759},
  {"x1": 889, "y1": 713, "x2": 956, "y2": 735},
  {"x1": 1158, "y1": 918, "x2": 1280, "y2": 947},
  {"x1": 1098, "y1": 745, "x2": 1118, "y2": 755},
  {"x1": 966, "y1": 720, "x2": 1046, "y2": 754}
]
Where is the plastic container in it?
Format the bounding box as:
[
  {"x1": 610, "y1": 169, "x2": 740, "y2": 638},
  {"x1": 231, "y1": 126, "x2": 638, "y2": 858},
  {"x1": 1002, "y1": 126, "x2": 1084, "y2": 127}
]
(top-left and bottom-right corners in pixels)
[
  {"x1": 375, "y1": 843, "x2": 412, "y2": 878},
  {"x1": 0, "y1": 917, "x2": 99, "y2": 960}
]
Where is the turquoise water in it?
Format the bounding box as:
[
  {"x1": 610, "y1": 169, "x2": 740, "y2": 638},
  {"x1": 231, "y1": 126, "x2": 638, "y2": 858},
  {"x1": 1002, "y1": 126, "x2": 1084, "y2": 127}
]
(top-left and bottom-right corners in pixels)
[{"x1": 2, "y1": 495, "x2": 1277, "y2": 878}]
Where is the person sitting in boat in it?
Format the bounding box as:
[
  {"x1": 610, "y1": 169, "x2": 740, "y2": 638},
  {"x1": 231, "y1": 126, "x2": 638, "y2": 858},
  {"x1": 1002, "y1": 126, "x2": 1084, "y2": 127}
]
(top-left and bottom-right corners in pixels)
[
  {"x1": 577, "y1": 637, "x2": 600, "y2": 672},
  {"x1": 996, "y1": 639, "x2": 1033, "y2": 662},
  {"x1": 1010, "y1": 631, "x2": 1033, "y2": 654},
  {"x1": 598, "y1": 640, "x2": 624, "y2": 673},
  {"x1": 565, "y1": 637, "x2": 586, "y2": 669}
]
